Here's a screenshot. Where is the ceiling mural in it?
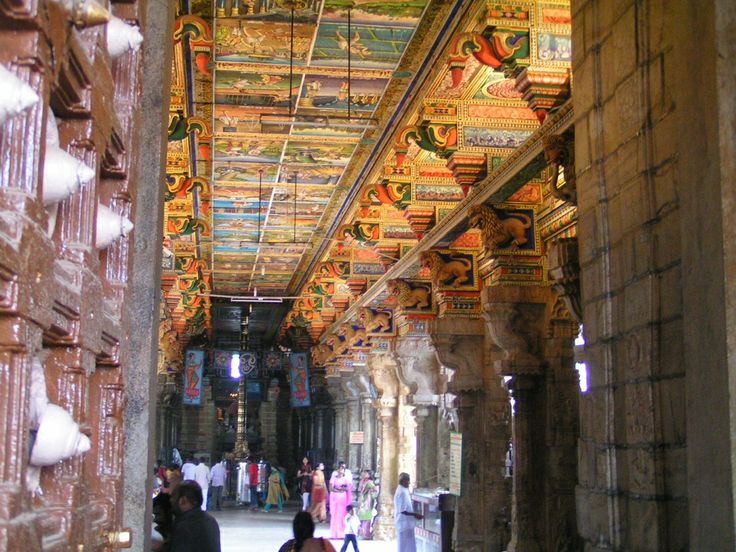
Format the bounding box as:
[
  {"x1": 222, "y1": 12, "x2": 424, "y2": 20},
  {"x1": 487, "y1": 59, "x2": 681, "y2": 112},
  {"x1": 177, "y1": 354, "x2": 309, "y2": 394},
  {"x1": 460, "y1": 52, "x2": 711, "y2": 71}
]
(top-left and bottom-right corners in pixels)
[
  {"x1": 209, "y1": 0, "x2": 433, "y2": 299},
  {"x1": 160, "y1": 0, "x2": 572, "y2": 355},
  {"x1": 280, "y1": 0, "x2": 572, "y2": 352}
]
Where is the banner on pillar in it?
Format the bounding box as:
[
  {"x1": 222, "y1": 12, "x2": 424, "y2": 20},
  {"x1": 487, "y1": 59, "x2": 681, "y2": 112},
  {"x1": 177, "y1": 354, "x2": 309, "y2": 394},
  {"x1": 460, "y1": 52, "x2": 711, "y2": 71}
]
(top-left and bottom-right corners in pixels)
[
  {"x1": 183, "y1": 349, "x2": 205, "y2": 406},
  {"x1": 289, "y1": 352, "x2": 311, "y2": 408},
  {"x1": 449, "y1": 431, "x2": 463, "y2": 496}
]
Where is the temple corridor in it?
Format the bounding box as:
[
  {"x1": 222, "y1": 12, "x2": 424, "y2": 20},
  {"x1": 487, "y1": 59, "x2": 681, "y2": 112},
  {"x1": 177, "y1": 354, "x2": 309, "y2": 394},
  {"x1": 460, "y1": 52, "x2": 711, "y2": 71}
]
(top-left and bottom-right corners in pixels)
[{"x1": 1, "y1": 0, "x2": 736, "y2": 551}]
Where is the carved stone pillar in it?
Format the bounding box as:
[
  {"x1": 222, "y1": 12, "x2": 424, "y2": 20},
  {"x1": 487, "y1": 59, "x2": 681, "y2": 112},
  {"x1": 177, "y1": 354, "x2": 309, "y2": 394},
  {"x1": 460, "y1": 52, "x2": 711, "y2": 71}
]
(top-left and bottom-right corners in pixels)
[
  {"x1": 482, "y1": 286, "x2": 551, "y2": 552},
  {"x1": 315, "y1": 408, "x2": 326, "y2": 459},
  {"x1": 347, "y1": 397, "x2": 361, "y2": 471},
  {"x1": 368, "y1": 353, "x2": 400, "y2": 541},
  {"x1": 394, "y1": 335, "x2": 443, "y2": 487},
  {"x1": 430, "y1": 319, "x2": 492, "y2": 552},
  {"x1": 414, "y1": 405, "x2": 439, "y2": 488},
  {"x1": 507, "y1": 375, "x2": 544, "y2": 552},
  {"x1": 334, "y1": 400, "x2": 346, "y2": 464},
  {"x1": 355, "y1": 371, "x2": 375, "y2": 471}
]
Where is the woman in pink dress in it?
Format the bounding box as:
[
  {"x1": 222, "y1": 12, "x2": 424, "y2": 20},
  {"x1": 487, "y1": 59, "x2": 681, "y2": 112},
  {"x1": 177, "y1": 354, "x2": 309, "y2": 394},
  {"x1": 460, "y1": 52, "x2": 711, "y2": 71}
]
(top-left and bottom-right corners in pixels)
[{"x1": 328, "y1": 464, "x2": 352, "y2": 539}]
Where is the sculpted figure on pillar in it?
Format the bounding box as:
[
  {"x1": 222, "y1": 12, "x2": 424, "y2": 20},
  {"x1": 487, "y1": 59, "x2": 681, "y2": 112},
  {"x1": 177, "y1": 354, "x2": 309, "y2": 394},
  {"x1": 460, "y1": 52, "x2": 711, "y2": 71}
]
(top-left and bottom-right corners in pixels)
[{"x1": 394, "y1": 336, "x2": 443, "y2": 405}]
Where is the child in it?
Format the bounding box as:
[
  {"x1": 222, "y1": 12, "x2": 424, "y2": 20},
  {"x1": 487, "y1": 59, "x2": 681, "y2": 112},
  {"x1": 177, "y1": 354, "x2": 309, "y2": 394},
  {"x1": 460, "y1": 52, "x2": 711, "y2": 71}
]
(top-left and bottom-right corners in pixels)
[{"x1": 340, "y1": 505, "x2": 360, "y2": 552}]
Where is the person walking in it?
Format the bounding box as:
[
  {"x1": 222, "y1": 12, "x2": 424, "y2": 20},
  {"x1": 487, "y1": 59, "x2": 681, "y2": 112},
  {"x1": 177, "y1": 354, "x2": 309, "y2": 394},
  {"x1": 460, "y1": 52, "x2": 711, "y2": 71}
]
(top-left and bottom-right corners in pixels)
[
  {"x1": 297, "y1": 456, "x2": 313, "y2": 512},
  {"x1": 169, "y1": 480, "x2": 221, "y2": 552},
  {"x1": 209, "y1": 458, "x2": 226, "y2": 511},
  {"x1": 393, "y1": 473, "x2": 423, "y2": 552},
  {"x1": 357, "y1": 470, "x2": 378, "y2": 539},
  {"x1": 339, "y1": 505, "x2": 360, "y2": 552},
  {"x1": 264, "y1": 466, "x2": 290, "y2": 512},
  {"x1": 329, "y1": 464, "x2": 352, "y2": 539},
  {"x1": 248, "y1": 457, "x2": 261, "y2": 509},
  {"x1": 308, "y1": 462, "x2": 328, "y2": 523},
  {"x1": 181, "y1": 457, "x2": 196, "y2": 481},
  {"x1": 193, "y1": 458, "x2": 210, "y2": 511}
]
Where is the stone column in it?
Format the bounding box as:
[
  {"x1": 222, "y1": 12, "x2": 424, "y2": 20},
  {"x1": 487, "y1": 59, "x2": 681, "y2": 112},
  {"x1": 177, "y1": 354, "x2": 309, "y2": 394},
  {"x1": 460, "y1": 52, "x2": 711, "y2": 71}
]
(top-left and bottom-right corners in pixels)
[
  {"x1": 430, "y1": 319, "x2": 490, "y2": 552},
  {"x1": 355, "y1": 371, "x2": 375, "y2": 471},
  {"x1": 347, "y1": 397, "x2": 361, "y2": 472},
  {"x1": 394, "y1": 335, "x2": 443, "y2": 487},
  {"x1": 368, "y1": 353, "x2": 400, "y2": 541},
  {"x1": 482, "y1": 286, "x2": 550, "y2": 552},
  {"x1": 414, "y1": 405, "x2": 439, "y2": 488},
  {"x1": 315, "y1": 408, "x2": 326, "y2": 458},
  {"x1": 507, "y1": 376, "x2": 544, "y2": 552},
  {"x1": 233, "y1": 375, "x2": 249, "y2": 460}
]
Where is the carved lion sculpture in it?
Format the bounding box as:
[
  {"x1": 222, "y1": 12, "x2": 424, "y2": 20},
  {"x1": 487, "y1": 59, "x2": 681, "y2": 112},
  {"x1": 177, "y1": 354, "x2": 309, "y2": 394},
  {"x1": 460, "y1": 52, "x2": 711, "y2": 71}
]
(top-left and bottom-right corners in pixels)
[
  {"x1": 468, "y1": 204, "x2": 532, "y2": 255},
  {"x1": 420, "y1": 251, "x2": 473, "y2": 288},
  {"x1": 337, "y1": 323, "x2": 367, "y2": 349},
  {"x1": 387, "y1": 279, "x2": 431, "y2": 310},
  {"x1": 358, "y1": 307, "x2": 392, "y2": 333}
]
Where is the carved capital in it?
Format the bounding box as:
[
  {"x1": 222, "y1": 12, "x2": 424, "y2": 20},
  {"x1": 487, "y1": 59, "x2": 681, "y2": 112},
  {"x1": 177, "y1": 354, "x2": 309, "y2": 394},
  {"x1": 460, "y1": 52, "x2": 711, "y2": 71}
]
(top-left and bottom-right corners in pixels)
[
  {"x1": 547, "y1": 238, "x2": 581, "y2": 323},
  {"x1": 543, "y1": 133, "x2": 576, "y2": 204},
  {"x1": 481, "y1": 287, "x2": 550, "y2": 376},
  {"x1": 394, "y1": 336, "x2": 443, "y2": 405},
  {"x1": 428, "y1": 318, "x2": 484, "y2": 393},
  {"x1": 367, "y1": 353, "x2": 399, "y2": 408}
]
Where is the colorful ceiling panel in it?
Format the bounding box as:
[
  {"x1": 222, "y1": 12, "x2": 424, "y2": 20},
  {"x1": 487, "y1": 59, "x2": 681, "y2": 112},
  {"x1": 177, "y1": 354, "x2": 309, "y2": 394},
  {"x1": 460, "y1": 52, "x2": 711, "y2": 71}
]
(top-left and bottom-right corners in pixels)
[{"x1": 210, "y1": 0, "x2": 432, "y2": 297}]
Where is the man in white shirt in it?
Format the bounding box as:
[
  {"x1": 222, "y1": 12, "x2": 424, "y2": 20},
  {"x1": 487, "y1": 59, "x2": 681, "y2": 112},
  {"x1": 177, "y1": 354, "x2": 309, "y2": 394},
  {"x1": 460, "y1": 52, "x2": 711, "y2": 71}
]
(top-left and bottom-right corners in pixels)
[
  {"x1": 209, "y1": 459, "x2": 227, "y2": 511},
  {"x1": 393, "y1": 473, "x2": 423, "y2": 552},
  {"x1": 181, "y1": 457, "x2": 196, "y2": 481},
  {"x1": 194, "y1": 458, "x2": 211, "y2": 511}
]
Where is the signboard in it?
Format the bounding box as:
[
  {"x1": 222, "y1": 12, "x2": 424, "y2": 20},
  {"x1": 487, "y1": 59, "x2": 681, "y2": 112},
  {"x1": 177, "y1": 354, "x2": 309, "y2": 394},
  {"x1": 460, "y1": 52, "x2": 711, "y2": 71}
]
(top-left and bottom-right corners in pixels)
[
  {"x1": 349, "y1": 431, "x2": 364, "y2": 444},
  {"x1": 289, "y1": 352, "x2": 311, "y2": 407},
  {"x1": 449, "y1": 431, "x2": 463, "y2": 496},
  {"x1": 183, "y1": 349, "x2": 205, "y2": 406}
]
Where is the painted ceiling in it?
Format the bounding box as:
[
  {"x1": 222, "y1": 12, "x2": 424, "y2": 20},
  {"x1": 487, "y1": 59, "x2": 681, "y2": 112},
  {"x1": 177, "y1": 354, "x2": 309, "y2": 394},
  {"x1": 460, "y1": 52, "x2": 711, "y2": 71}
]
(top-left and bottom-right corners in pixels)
[{"x1": 161, "y1": 0, "x2": 573, "y2": 354}]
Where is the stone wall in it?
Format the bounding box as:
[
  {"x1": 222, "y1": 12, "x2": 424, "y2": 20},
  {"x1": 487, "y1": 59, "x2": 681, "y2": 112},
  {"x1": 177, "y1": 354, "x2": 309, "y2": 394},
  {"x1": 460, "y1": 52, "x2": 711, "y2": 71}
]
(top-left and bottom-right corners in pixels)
[
  {"x1": 0, "y1": 1, "x2": 169, "y2": 550},
  {"x1": 572, "y1": 0, "x2": 736, "y2": 549}
]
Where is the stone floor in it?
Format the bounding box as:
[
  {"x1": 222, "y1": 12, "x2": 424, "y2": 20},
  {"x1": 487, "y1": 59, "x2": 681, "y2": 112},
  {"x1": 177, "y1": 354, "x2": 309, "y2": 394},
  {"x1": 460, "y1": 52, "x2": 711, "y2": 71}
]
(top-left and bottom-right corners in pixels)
[{"x1": 211, "y1": 503, "x2": 396, "y2": 552}]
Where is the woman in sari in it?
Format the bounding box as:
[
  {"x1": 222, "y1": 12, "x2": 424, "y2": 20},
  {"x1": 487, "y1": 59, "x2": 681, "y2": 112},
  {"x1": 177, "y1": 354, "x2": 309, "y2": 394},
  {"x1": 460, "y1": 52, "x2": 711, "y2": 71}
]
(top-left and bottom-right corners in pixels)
[
  {"x1": 265, "y1": 466, "x2": 290, "y2": 512},
  {"x1": 357, "y1": 469, "x2": 378, "y2": 539},
  {"x1": 309, "y1": 462, "x2": 328, "y2": 523},
  {"x1": 328, "y1": 464, "x2": 352, "y2": 539}
]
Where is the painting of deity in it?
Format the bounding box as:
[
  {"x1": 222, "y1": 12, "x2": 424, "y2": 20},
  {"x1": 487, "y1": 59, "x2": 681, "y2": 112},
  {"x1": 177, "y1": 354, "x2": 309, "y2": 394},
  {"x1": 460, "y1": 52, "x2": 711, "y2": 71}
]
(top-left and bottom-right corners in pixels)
[
  {"x1": 299, "y1": 74, "x2": 388, "y2": 114},
  {"x1": 215, "y1": 70, "x2": 301, "y2": 111},
  {"x1": 311, "y1": 23, "x2": 416, "y2": 69},
  {"x1": 463, "y1": 128, "x2": 534, "y2": 149},
  {"x1": 382, "y1": 224, "x2": 416, "y2": 240},
  {"x1": 283, "y1": 141, "x2": 356, "y2": 165},
  {"x1": 538, "y1": 33, "x2": 572, "y2": 62},
  {"x1": 415, "y1": 184, "x2": 464, "y2": 202},
  {"x1": 322, "y1": 0, "x2": 429, "y2": 26},
  {"x1": 213, "y1": 162, "x2": 280, "y2": 183},
  {"x1": 215, "y1": 20, "x2": 315, "y2": 65},
  {"x1": 279, "y1": 164, "x2": 344, "y2": 185},
  {"x1": 214, "y1": 137, "x2": 285, "y2": 163}
]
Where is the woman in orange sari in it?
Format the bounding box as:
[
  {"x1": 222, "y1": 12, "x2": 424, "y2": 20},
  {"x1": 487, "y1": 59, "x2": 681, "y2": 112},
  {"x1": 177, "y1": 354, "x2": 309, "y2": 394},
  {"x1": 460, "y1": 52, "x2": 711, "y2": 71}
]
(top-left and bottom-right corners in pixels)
[{"x1": 309, "y1": 462, "x2": 328, "y2": 523}]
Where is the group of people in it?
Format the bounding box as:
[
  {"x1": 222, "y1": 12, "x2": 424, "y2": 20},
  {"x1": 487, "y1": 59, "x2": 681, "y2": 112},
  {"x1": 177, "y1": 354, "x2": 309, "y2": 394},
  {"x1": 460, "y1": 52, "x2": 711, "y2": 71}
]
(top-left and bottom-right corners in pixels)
[
  {"x1": 151, "y1": 457, "x2": 223, "y2": 552},
  {"x1": 149, "y1": 451, "x2": 426, "y2": 552},
  {"x1": 279, "y1": 470, "x2": 422, "y2": 552}
]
